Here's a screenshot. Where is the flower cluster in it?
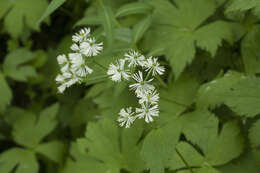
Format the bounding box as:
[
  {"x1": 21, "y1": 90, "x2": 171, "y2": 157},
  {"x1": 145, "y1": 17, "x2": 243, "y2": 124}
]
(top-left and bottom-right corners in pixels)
[
  {"x1": 107, "y1": 50, "x2": 165, "y2": 128},
  {"x1": 55, "y1": 28, "x2": 103, "y2": 93}
]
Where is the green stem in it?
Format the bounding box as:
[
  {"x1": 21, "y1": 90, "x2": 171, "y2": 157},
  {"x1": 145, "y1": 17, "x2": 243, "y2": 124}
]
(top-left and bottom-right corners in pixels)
[
  {"x1": 175, "y1": 148, "x2": 194, "y2": 173},
  {"x1": 93, "y1": 60, "x2": 108, "y2": 71},
  {"x1": 155, "y1": 75, "x2": 167, "y2": 88},
  {"x1": 145, "y1": 69, "x2": 152, "y2": 81},
  {"x1": 97, "y1": 0, "x2": 105, "y2": 8}
]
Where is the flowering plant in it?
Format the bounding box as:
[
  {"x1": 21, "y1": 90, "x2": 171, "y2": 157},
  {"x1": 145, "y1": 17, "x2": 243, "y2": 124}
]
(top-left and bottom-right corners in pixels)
[{"x1": 56, "y1": 28, "x2": 166, "y2": 128}]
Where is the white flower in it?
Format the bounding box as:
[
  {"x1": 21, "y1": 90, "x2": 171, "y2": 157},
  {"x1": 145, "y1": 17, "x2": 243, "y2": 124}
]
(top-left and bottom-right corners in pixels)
[
  {"x1": 57, "y1": 54, "x2": 69, "y2": 72},
  {"x1": 56, "y1": 72, "x2": 75, "y2": 93},
  {"x1": 58, "y1": 84, "x2": 67, "y2": 93},
  {"x1": 136, "y1": 104, "x2": 159, "y2": 123},
  {"x1": 80, "y1": 38, "x2": 103, "y2": 57},
  {"x1": 117, "y1": 107, "x2": 136, "y2": 128},
  {"x1": 144, "y1": 57, "x2": 165, "y2": 76},
  {"x1": 72, "y1": 28, "x2": 91, "y2": 43},
  {"x1": 137, "y1": 89, "x2": 159, "y2": 105},
  {"x1": 65, "y1": 77, "x2": 80, "y2": 87},
  {"x1": 68, "y1": 53, "x2": 93, "y2": 77},
  {"x1": 124, "y1": 50, "x2": 145, "y2": 67},
  {"x1": 107, "y1": 59, "x2": 130, "y2": 82},
  {"x1": 129, "y1": 71, "x2": 155, "y2": 95},
  {"x1": 71, "y1": 43, "x2": 80, "y2": 52}
]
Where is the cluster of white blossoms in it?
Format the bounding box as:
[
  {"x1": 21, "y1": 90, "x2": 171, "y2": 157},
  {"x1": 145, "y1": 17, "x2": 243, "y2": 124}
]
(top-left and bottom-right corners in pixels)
[
  {"x1": 55, "y1": 28, "x2": 103, "y2": 93},
  {"x1": 107, "y1": 50, "x2": 165, "y2": 128}
]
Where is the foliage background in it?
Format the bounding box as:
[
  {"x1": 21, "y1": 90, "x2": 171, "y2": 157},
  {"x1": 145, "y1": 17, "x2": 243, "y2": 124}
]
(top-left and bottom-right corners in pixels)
[{"x1": 0, "y1": 0, "x2": 260, "y2": 172}]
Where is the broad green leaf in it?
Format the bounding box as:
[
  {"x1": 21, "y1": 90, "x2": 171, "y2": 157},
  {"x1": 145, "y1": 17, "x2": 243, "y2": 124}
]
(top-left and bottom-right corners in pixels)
[
  {"x1": 168, "y1": 142, "x2": 205, "y2": 171},
  {"x1": 63, "y1": 143, "x2": 107, "y2": 173},
  {"x1": 197, "y1": 72, "x2": 260, "y2": 118},
  {"x1": 181, "y1": 110, "x2": 218, "y2": 152},
  {"x1": 205, "y1": 121, "x2": 244, "y2": 165},
  {"x1": 249, "y1": 120, "x2": 260, "y2": 168},
  {"x1": 0, "y1": 148, "x2": 38, "y2": 173},
  {"x1": 159, "y1": 73, "x2": 199, "y2": 124},
  {"x1": 222, "y1": 77, "x2": 260, "y2": 118},
  {"x1": 121, "y1": 122, "x2": 145, "y2": 173},
  {"x1": 241, "y1": 26, "x2": 260, "y2": 74},
  {"x1": 35, "y1": 140, "x2": 66, "y2": 163},
  {"x1": 38, "y1": 0, "x2": 67, "y2": 24},
  {"x1": 219, "y1": 152, "x2": 260, "y2": 173},
  {"x1": 0, "y1": 73, "x2": 12, "y2": 113},
  {"x1": 133, "y1": 15, "x2": 152, "y2": 44},
  {"x1": 3, "y1": 49, "x2": 37, "y2": 81},
  {"x1": 141, "y1": 119, "x2": 182, "y2": 173},
  {"x1": 116, "y1": 2, "x2": 153, "y2": 18},
  {"x1": 76, "y1": 119, "x2": 144, "y2": 173},
  {"x1": 3, "y1": 0, "x2": 48, "y2": 37},
  {"x1": 195, "y1": 21, "x2": 233, "y2": 56},
  {"x1": 178, "y1": 165, "x2": 220, "y2": 173},
  {"x1": 226, "y1": 0, "x2": 260, "y2": 16},
  {"x1": 12, "y1": 104, "x2": 59, "y2": 148},
  {"x1": 181, "y1": 110, "x2": 244, "y2": 166},
  {"x1": 82, "y1": 118, "x2": 121, "y2": 170},
  {"x1": 149, "y1": 0, "x2": 232, "y2": 78},
  {"x1": 196, "y1": 71, "x2": 243, "y2": 109}
]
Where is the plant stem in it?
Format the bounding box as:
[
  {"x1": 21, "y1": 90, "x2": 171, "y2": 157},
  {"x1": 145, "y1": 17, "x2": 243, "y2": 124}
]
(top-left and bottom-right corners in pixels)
[
  {"x1": 145, "y1": 69, "x2": 152, "y2": 81},
  {"x1": 93, "y1": 60, "x2": 108, "y2": 71},
  {"x1": 155, "y1": 75, "x2": 167, "y2": 88},
  {"x1": 175, "y1": 148, "x2": 194, "y2": 173}
]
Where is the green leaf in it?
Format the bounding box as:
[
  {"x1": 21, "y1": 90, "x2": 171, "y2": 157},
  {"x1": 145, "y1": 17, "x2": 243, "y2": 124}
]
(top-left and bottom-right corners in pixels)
[
  {"x1": 141, "y1": 119, "x2": 182, "y2": 173},
  {"x1": 133, "y1": 15, "x2": 152, "y2": 44},
  {"x1": 196, "y1": 71, "x2": 243, "y2": 109},
  {"x1": 241, "y1": 26, "x2": 260, "y2": 74},
  {"x1": 116, "y1": 2, "x2": 153, "y2": 18},
  {"x1": 82, "y1": 118, "x2": 121, "y2": 170},
  {"x1": 12, "y1": 103, "x2": 59, "y2": 148},
  {"x1": 35, "y1": 140, "x2": 66, "y2": 163},
  {"x1": 63, "y1": 143, "x2": 107, "y2": 173},
  {"x1": 205, "y1": 121, "x2": 244, "y2": 165},
  {"x1": 121, "y1": 122, "x2": 145, "y2": 173},
  {"x1": 38, "y1": 0, "x2": 67, "y2": 24},
  {"x1": 3, "y1": 0, "x2": 48, "y2": 37},
  {"x1": 249, "y1": 120, "x2": 260, "y2": 168},
  {"x1": 159, "y1": 73, "x2": 199, "y2": 124},
  {"x1": 149, "y1": 0, "x2": 232, "y2": 78},
  {"x1": 219, "y1": 152, "x2": 260, "y2": 173},
  {"x1": 197, "y1": 72, "x2": 260, "y2": 118},
  {"x1": 0, "y1": 148, "x2": 38, "y2": 173},
  {"x1": 195, "y1": 21, "x2": 233, "y2": 56},
  {"x1": 0, "y1": 73, "x2": 12, "y2": 113},
  {"x1": 75, "y1": 15, "x2": 103, "y2": 27},
  {"x1": 168, "y1": 142, "x2": 205, "y2": 171},
  {"x1": 102, "y1": 7, "x2": 116, "y2": 48},
  {"x1": 181, "y1": 110, "x2": 244, "y2": 166},
  {"x1": 76, "y1": 118, "x2": 145, "y2": 173},
  {"x1": 3, "y1": 49, "x2": 37, "y2": 81},
  {"x1": 226, "y1": 0, "x2": 260, "y2": 15},
  {"x1": 222, "y1": 77, "x2": 260, "y2": 118}
]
